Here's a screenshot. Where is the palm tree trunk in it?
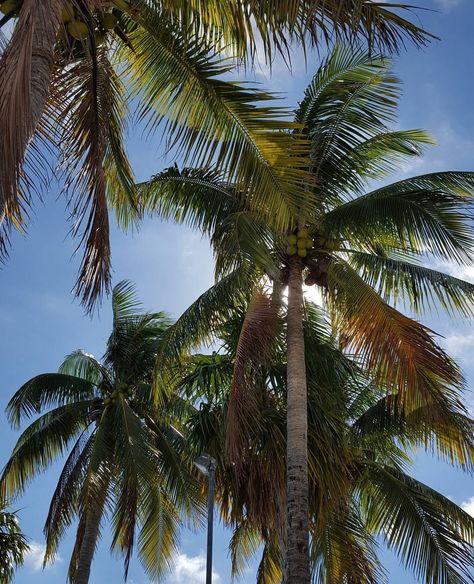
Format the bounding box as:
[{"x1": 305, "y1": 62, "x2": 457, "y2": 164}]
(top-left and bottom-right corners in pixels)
[
  {"x1": 285, "y1": 256, "x2": 310, "y2": 584},
  {"x1": 74, "y1": 511, "x2": 102, "y2": 584},
  {"x1": 0, "y1": 0, "x2": 63, "y2": 220}
]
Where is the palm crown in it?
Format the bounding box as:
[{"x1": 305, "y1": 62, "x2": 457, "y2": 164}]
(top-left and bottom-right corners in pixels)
[
  {"x1": 139, "y1": 46, "x2": 474, "y2": 582},
  {"x1": 179, "y1": 298, "x2": 474, "y2": 584},
  {"x1": 0, "y1": 280, "x2": 202, "y2": 582},
  {"x1": 0, "y1": 501, "x2": 29, "y2": 584},
  {"x1": 141, "y1": 46, "x2": 474, "y2": 419},
  {"x1": 0, "y1": 0, "x2": 433, "y2": 311}
]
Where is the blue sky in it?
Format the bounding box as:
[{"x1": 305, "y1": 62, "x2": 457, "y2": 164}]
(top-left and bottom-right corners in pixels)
[{"x1": 1, "y1": 0, "x2": 474, "y2": 582}]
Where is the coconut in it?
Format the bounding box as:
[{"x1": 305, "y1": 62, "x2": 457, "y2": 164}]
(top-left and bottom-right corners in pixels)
[
  {"x1": 112, "y1": 0, "x2": 130, "y2": 11},
  {"x1": 0, "y1": 0, "x2": 18, "y2": 15},
  {"x1": 297, "y1": 238, "x2": 307, "y2": 249},
  {"x1": 61, "y1": 2, "x2": 74, "y2": 23},
  {"x1": 102, "y1": 12, "x2": 119, "y2": 29},
  {"x1": 67, "y1": 19, "x2": 89, "y2": 40},
  {"x1": 298, "y1": 226, "x2": 309, "y2": 238},
  {"x1": 297, "y1": 248, "x2": 307, "y2": 258},
  {"x1": 286, "y1": 245, "x2": 297, "y2": 255}
]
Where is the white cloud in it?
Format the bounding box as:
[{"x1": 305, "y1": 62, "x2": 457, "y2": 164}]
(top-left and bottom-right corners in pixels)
[
  {"x1": 24, "y1": 541, "x2": 62, "y2": 572},
  {"x1": 435, "y1": 0, "x2": 462, "y2": 12},
  {"x1": 461, "y1": 497, "x2": 474, "y2": 517},
  {"x1": 443, "y1": 330, "x2": 474, "y2": 360},
  {"x1": 167, "y1": 553, "x2": 221, "y2": 584}
]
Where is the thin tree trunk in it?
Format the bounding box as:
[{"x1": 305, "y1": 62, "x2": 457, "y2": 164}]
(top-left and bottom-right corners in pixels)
[
  {"x1": 0, "y1": 0, "x2": 63, "y2": 222},
  {"x1": 74, "y1": 511, "x2": 102, "y2": 584},
  {"x1": 285, "y1": 256, "x2": 310, "y2": 584}
]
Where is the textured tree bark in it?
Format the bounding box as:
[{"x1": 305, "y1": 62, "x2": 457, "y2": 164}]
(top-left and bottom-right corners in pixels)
[
  {"x1": 285, "y1": 256, "x2": 310, "y2": 584},
  {"x1": 74, "y1": 511, "x2": 102, "y2": 584},
  {"x1": 0, "y1": 0, "x2": 63, "y2": 222}
]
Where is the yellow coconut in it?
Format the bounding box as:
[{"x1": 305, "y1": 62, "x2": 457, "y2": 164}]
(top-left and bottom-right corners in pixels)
[
  {"x1": 287, "y1": 234, "x2": 297, "y2": 245},
  {"x1": 305, "y1": 238, "x2": 313, "y2": 249},
  {"x1": 0, "y1": 0, "x2": 18, "y2": 15},
  {"x1": 67, "y1": 19, "x2": 89, "y2": 40},
  {"x1": 102, "y1": 12, "x2": 118, "y2": 29},
  {"x1": 298, "y1": 226, "x2": 309, "y2": 239},
  {"x1": 61, "y1": 2, "x2": 74, "y2": 23},
  {"x1": 297, "y1": 248, "x2": 308, "y2": 258},
  {"x1": 112, "y1": 0, "x2": 130, "y2": 11},
  {"x1": 297, "y1": 238, "x2": 307, "y2": 249}
]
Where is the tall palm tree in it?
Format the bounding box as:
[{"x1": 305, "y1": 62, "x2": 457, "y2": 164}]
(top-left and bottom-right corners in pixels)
[
  {"x1": 0, "y1": 280, "x2": 202, "y2": 584},
  {"x1": 138, "y1": 47, "x2": 474, "y2": 583},
  {"x1": 0, "y1": 501, "x2": 29, "y2": 584},
  {"x1": 0, "y1": 0, "x2": 432, "y2": 310},
  {"x1": 180, "y1": 296, "x2": 474, "y2": 584}
]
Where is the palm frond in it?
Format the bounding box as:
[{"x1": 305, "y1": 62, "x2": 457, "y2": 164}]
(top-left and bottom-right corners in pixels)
[
  {"x1": 1, "y1": 401, "x2": 94, "y2": 500},
  {"x1": 348, "y1": 251, "x2": 474, "y2": 317},
  {"x1": 55, "y1": 45, "x2": 134, "y2": 311},
  {"x1": 360, "y1": 463, "x2": 474, "y2": 584},
  {"x1": 6, "y1": 374, "x2": 96, "y2": 428},
  {"x1": 122, "y1": 11, "x2": 311, "y2": 231},
  {"x1": 226, "y1": 288, "x2": 281, "y2": 463},
  {"x1": 324, "y1": 172, "x2": 474, "y2": 262},
  {"x1": 327, "y1": 258, "x2": 465, "y2": 415}
]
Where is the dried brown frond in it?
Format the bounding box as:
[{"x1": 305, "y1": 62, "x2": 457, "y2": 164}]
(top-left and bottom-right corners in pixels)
[
  {"x1": 328, "y1": 258, "x2": 464, "y2": 417},
  {"x1": 52, "y1": 44, "x2": 119, "y2": 312},
  {"x1": 225, "y1": 288, "x2": 282, "y2": 467},
  {"x1": 0, "y1": 0, "x2": 62, "y2": 232}
]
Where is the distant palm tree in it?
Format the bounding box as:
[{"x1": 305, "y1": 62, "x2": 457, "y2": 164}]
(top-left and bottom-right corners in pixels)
[
  {"x1": 0, "y1": 0, "x2": 432, "y2": 310},
  {"x1": 139, "y1": 47, "x2": 474, "y2": 583},
  {"x1": 0, "y1": 281, "x2": 201, "y2": 584},
  {"x1": 0, "y1": 501, "x2": 28, "y2": 584},
  {"x1": 181, "y1": 298, "x2": 474, "y2": 584}
]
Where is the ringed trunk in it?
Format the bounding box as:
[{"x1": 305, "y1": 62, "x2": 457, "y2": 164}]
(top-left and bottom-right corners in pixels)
[
  {"x1": 285, "y1": 256, "x2": 310, "y2": 583},
  {"x1": 74, "y1": 510, "x2": 102, "y2": 584}
]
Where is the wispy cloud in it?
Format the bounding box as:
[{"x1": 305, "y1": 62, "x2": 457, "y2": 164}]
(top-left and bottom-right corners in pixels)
[
  {"x1": 461, "y1": 497, "x2": 474, "y2": 517},
  {"x1": 167, "y1": 553, "x2": 221, "y2": 584},
  {"x1": 24, "y1": 541, "x2": 62, "y2": 572},
  {"x1": 434, "y1": 0, "x2": 463, "y2": 12}
]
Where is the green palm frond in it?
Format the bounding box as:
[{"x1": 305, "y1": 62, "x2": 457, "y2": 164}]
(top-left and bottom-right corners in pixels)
[
  {"x1": 324, "y1": 172, "x2": 474, "y2": 261},
  {"x1": 360, "y1": 464, "x2": 474, "y2": 584},
  {"x1": 311, "y1": 506, "x2": 384, "y2": 584},
  {"x1": 122, "y1": 12, "x2": 311, "y2": 230},
  {"x1": 348, "y1": 251, "x2": 474, "y2": 317},
  {"x1": 138, "y1": 166, "x2": 236, "y2": 234},
  {"x1": 0, "y1": 504, "x2": 29, "y2": 584},
  {"x1": 58, "y1": 350, "x2": 108, "y2": 385},
  {"x1": 43, "y1": 432, "x2": 95, "y2": 566},
  {"x1": 1, "y1": 401, "x2": 94, "y2": 499},
  {"x1": 6, "y1": 374, "x2": 96, "y2": 428}
]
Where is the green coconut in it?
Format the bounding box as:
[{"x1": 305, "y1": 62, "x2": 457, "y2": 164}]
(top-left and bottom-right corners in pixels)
[
  {"x1": 297, "y1": 248, "x2": 307, "y2": 258},
  {"x1": 305, "y1": 238, "x2": 313, "y2": 249},
  {"x1": 67, "y1": 19, "x2": 89, "y2": 40},
  {"x1": 102, "y1": 12, "x2": 119, "y2": 29},
  {"x1": 287, "y1": 234, "x2": 297, "y2": 245},
  {"x1": 298, "y1": 226, "x2": 309, "y2": 239},
  {"x1": 287, "y1": 245, "x2": 297, "y2": 255}
]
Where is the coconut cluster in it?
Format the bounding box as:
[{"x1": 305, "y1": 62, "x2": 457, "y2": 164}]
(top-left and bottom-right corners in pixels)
[
  {"x1": 0, "y1": 0, "x2": 128, "y2": 43},
  {"x1": 103, "y1": 384, "x2": 133, "y2": 406},
  {"x1": 286, "y1": 227, "x2": 313, "y2": 258}
]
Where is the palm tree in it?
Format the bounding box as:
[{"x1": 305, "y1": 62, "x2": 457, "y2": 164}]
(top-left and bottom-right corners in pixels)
[
  {"x1": 0, "y1": 0, "x2": 432, "y2": 311},
  {"x1": 180, "y1": 297, "x2": 474, "y2": 584},
  {"x1": 0, "y1": 501, "x2": 29, "y2": 584},
  {"x1": 0, "y1": 280, "x2": 202, "y2": 584},
  {"x1": 138, "y1": 47, "x2": 474, "y2": 583}
]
